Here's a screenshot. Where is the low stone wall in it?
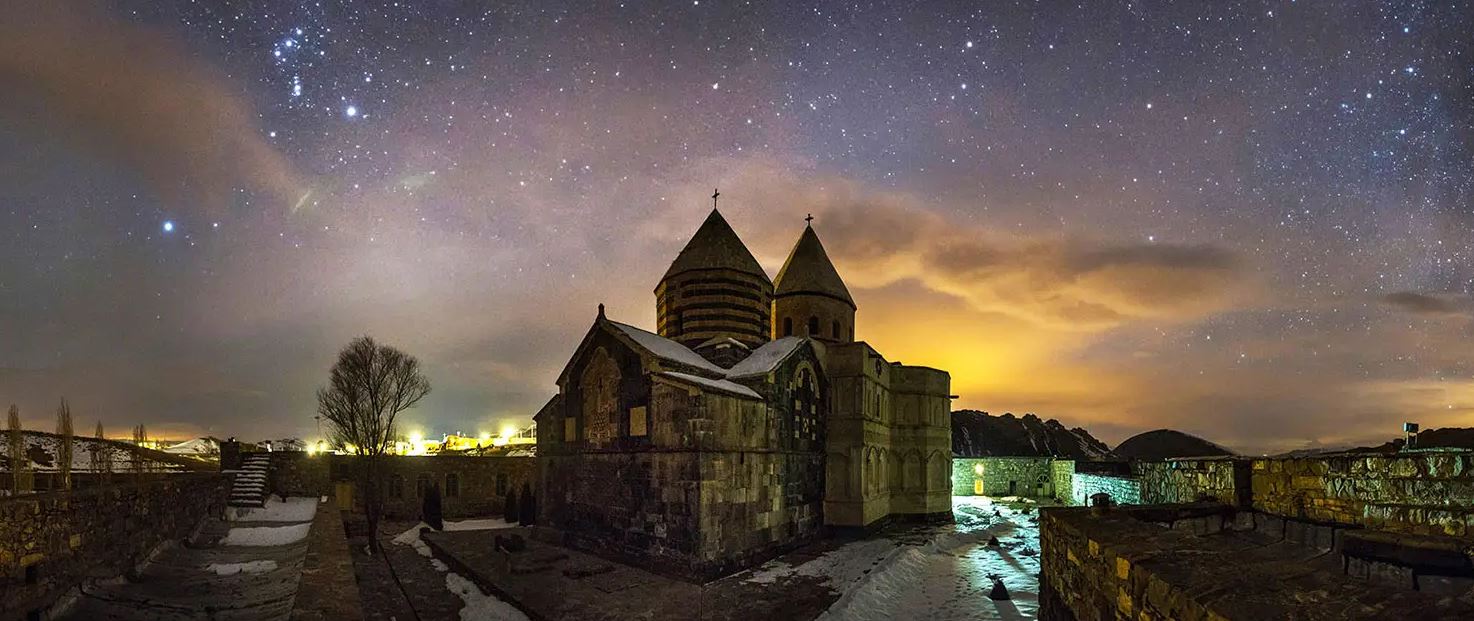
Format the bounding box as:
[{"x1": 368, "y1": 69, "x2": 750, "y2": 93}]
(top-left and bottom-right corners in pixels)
[
  {"x1": 0, "y1": 473, "x2": 227, "y2": 618},
  {"x1": 333, "y1": 455, "x2": 536, "y2": 520},
  {"x1": 290, "y1": 495, "x2": 363, "y2": 620},
  {"x1": 1135, "y1": 457, "x2": 1251, "y2": 507},
  {"x1": 1040, "y1": 503, "x2": 1474, "y2": 620},
  {"x1": 950, "y1": 456, "x2": 1055, "y2": 497},
  {"x1": 1250, "y1": 449, "x2": 1474, "y2": 538},
  {"x1": 1071, "y1": 473, "x2": 1141, "y2": 506},
  {"x1": 269, "y1": 451, "x2": 331, "y2": 497}
]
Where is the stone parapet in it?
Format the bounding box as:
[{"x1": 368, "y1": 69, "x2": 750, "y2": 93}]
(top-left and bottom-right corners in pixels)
[{"x1": 0, "y1": 472, "x2": 227, "y2": 619}]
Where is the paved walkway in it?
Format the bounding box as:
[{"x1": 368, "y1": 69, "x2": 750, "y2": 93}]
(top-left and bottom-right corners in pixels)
[
  {"x1": 417, "y1": 497, "x2": 1044, "y2": 621},
  {"x1": 61, "y1": 497, "x2": 319, "y2": 621}
]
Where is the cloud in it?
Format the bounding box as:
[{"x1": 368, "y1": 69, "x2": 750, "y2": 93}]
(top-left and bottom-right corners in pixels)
[
  {"x1": 674, "y1": 156, "x2": 1251, "y2": 331},
  {"x1": 1381, "y1": 291, "x2": 1471, "y2": 317},
  {"x1": 0, "y1": 2, "x2": 300, "y2": 213}
]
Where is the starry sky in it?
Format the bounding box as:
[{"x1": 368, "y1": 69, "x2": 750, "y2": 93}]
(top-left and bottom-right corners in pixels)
[{"x1": 1, "y1": 1, "x2": 1471, "y2": 454}]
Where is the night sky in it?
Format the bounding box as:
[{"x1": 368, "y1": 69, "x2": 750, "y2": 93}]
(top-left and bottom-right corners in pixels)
[{"x1": 2, "y1": 1, "x2": 1471, "y2": 453}]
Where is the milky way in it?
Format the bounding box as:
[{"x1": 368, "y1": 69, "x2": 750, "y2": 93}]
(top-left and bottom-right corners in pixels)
[{"x1": 1, "y1": 1, "x2": 1471, "y2": 453}]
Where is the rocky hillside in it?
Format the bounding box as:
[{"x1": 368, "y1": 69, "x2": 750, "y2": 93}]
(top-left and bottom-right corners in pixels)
[
  {"x1": 951, "y1": 410, "x2": 1113, "y2": 458},
  {"x1": 1114, "y1": 429, "x2": 1234, "y2": 460}
]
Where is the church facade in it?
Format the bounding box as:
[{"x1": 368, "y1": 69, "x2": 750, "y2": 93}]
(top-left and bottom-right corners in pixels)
[{"x1": 535, "y1": 207, "x2": 952, "y2": 581}]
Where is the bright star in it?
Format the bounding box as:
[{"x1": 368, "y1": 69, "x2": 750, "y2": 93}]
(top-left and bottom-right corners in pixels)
[
  {"x1": 345, "y1": 105, "x2": 359, "y2": 117},
  {"x1": 162, "y1": 221, "x2": 175, "y2": 233}
]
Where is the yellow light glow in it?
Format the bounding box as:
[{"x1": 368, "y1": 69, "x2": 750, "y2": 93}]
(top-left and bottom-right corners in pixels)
[
  {"x1": 492, "y1": 436, "x2": 509, "y2": 446},
  {"x1": 499, "y1": 425, "x2": 517, "y2": 438},
  {"x1": 479, "y1": 432, "x2": 492, "y2": 441},
  {"x1": 409, "y1": 432, "x2": 424, "y2": 445}
]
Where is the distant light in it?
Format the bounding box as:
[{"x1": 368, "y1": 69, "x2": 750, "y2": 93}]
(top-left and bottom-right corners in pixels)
[
  {"x1": 345, "y1": 105, "x2": 359, "y2": 117},
  {"x1": 162, "y1": 220, "x2": 175, "y2": 233},
  {"x1": 965, "y1": 40, "x2": 974, "y2": 48},
  {"x1": 711, "y1": 82, "x2": 719, "y2": 90}
]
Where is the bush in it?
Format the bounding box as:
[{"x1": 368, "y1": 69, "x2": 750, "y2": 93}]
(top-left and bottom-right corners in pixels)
[
  {"x1": 518, "y1": 483, "x2": 535, "y2": 526},
  {"x1": 504, "y1": 487, "x2": 519, "y2": 522}
]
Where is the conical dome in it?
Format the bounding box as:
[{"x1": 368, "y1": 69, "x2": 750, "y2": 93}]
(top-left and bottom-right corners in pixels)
[
  {"x1": 655, "y1": 208, "x2": 773, "y2": 352},
  {"x1": 661, "y1": 209, "x2": 771, "y2": 283},
  {"x1": 773, "y1": 225, "x2": 854, "y2": 307}
]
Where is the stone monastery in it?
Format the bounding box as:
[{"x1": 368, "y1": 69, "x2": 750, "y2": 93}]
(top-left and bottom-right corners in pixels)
[{"x1": 535, "y1": 204, "x2": 953, "y2": 580}]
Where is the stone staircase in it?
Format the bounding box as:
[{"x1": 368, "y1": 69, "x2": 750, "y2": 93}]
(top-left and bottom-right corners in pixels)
[{"x1": 229, "y1": 453, "x2": 271, "y2": 508}]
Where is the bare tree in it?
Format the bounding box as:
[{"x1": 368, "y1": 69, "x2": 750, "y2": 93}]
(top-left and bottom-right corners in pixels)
[
  {"x1": 92, "y1": 421, "x2": 111, "y2": 485},
  {"x1": 317, "y1": 336, "x2": 431, "y2": 553},
  {"x1": 56, "y1": 399, "x2": 74, "y2": 490},
  {"x1": 132, "y1": 424, "x2": 148, "y2": 478},
  {"x1": 7, "y1": 405, "x2": 22, "y2": 495}
]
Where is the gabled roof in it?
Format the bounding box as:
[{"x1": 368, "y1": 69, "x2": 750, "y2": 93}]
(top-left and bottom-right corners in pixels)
[
  {"x1": 725, "y1": 337, "x2": 806, "y2": 378},
  {"x1": 607, "y1": 320, "x2": 726, "y2": 375},
  {"x1": 661, "y1": 209, "x2": 772, "y2": 283},
  {"x1": 773, "y1": 225, "x2": 854, "y2": 307},
  {"x1": 656, "y1": 371, "x2": 763, "y2": 400}
]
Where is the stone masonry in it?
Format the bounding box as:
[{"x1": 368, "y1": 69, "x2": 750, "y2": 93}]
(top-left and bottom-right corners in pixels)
[{"x1": 0, "y1": 473, "x2": 227, "y2": 618}]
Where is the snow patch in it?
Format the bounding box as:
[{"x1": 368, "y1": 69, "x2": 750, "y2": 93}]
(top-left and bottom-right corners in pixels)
[
  {"x1": 445, "y1": 570, "x2": 529, "y2": 621},
  {"x1": 220, "y1": 523, "x2": 311, "y2": 546},
  {"x1": 204, "y1": 560, "x2": 278, "y2": 575},
  {"x1": 228, "y1": 496, "x2": 318, "y2": 522}
]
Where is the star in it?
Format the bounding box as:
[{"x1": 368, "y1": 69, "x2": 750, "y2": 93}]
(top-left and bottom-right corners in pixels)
[{"x1": 162, "y1": 221, "x2": 175, "y2": 233}]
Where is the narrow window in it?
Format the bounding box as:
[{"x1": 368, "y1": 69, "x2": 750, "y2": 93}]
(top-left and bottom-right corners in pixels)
[
  {"x1": 783, "y1": 317, "x2": 793, "y2": 336},
  {"x1": 496, "y1": 473, "x2": 508, "y2": 496},
  {"x1": 629, "y1": 406, "x2": 648, "y2": 436},
  {"x1": 445, "y1": 473, "x2": 460, "y2": 498},
  {"x1": 389, "y1": 474, "x2": 405, "y2": 499},
  {"x1": 807, "y1": 316, "x2": 819, "y2": 335},
  {"x1": 832, "y1": 320, "x2": 840, "y2": 339},
  {"x1": 416, "y1": 473, "x2": 432, "y2": 498},
  {"x1": 564, "y1": 417, "x2": 577, "y2": 441}
]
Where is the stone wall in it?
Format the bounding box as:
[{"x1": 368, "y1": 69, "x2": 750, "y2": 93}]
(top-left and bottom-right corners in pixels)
[
  {"x1": 1040, "y1": 503, "x2": 1474, "y2": 620},
  {"x1": 1135, "y1": 457, "x2": 1251, "y2": 507},
  {"x1": 1071, "y1": 473, "x2": 1142, "y2": 506},
  {"x1": 0, "y1": 473, "x2": 227, "y2": 618},
  {"x1": 1051, "y1": 460, "x2": 1074, "y2": 504},
  {"x1": 333, "y1": 455, "x2": 535, "y2": 520},
  {"x1": 1250, "y1": 449, "x2": 1474, "y2": 538},
  {"x1": 950, "y1": 457, "x2": 1054, "y2": 497},
  {"x1": 269, "y1": 451, "x2": 331, "y2": 497}
]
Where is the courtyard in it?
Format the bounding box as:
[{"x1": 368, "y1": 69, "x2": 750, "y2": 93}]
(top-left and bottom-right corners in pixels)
[{"x1": 349, "y1": 496, "x2": 1045, "y2": 621}]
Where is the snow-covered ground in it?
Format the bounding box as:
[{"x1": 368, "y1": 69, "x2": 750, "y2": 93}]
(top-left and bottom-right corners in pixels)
[
  {"x1": 392, "y1": 519, "x2": 528, "y2": 621},
  {"x1": 746, "y1": 496, "x2": 1042, "y2": 621},
  {"x1": 227, "y1": 495, "x2": 320, "y2": 522},
  {"x1": 205, "y1": 560, "x2": 279, "y2": 575},
  {"x1": 220, "y1": 523, "x2": 312, "y2": 547},
  {"x1": 0, "y1": 431, "x2": 192, "y2": 472}
]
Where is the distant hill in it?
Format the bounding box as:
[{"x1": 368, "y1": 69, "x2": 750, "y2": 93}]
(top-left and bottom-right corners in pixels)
[
  {"x1": 1114, "y1": 429, "x2": 1234, "y2": 460},
  {"x1": 951, "y1": 410, "x2": 1113, "y2": 459},
  {"x1": 0, "y1": 430, "x2": 213, "y2": 472},
  {"x1": 1337, "y1": 427, "x2": 1474, "y2": 454}
]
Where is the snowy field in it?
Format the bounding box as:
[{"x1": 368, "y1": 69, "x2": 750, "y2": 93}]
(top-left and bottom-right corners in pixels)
[
  {"x1": 392, "y1": 519, "x2": 529, "y2": 621},
  {"x1": 747, "y1": 496, "x2": 1042, "y2": 621},
  {"x1": 0, "y1": 432, "x2": 191, "y2": 472}
]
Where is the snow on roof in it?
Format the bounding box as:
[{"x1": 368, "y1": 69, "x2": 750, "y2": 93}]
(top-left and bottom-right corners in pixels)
[
  {"x1": 607, "y1": 321, "x2": 726, "y2": 374},
  {"x1": 657, "y1": 371, "x2": 763, "y2": 400},
  {"x1": 725, "y1": 337, "x2": 806, "y2": 378}
]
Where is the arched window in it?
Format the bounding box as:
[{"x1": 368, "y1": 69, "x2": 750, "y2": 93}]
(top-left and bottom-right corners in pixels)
[
  {"x1": 783, "y1": 317, "x2": 793, "y2": 336},
  {"x1": 807, "y1": 316, "x2": 819, "y2": 335},
  {"x1": 832, "y1": 320, "x2": 840, "y2": 339}
]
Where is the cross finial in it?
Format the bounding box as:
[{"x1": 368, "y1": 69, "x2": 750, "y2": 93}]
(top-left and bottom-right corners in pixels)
[
  {"x1": 712, "y1": 188, "x2": 720, "y2": 209},
  {"x1": 804, "y1": 213, "x2": 814, "y2": 226}
]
